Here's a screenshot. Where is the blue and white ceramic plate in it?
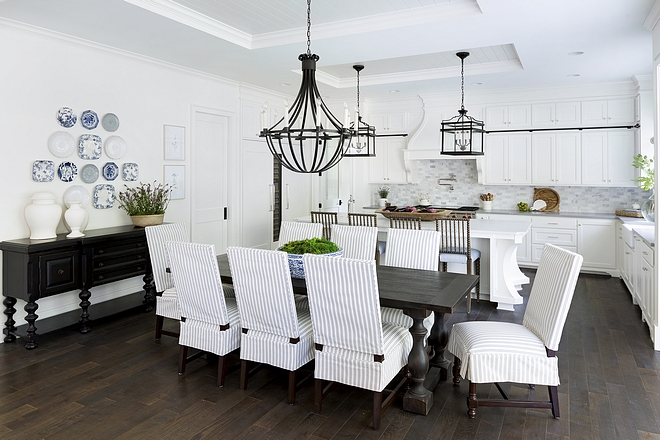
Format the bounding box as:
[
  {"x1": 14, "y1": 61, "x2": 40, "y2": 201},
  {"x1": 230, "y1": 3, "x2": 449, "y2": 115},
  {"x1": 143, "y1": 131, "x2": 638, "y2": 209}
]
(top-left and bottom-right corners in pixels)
[
  {"x1": 78, "y1": 134, "x2": 102, "y2": 160},
  {"x1": 122, "y1": 163, "x2": 139, "y2": 181},
  {"x1": 32, "y1": 160, "x2": 55, "y2": 182},
  {"x1": 80, "y1": 110, "x2": 99, "y2": 130},
  {"x1": 101, "y1": 113, "x2": 119, "y2": 132},
  {"x1": 63, "y1": 185, "x2": 90, "y2": 208},
  {"x1": 56, "y1": 107, "x2": 77, "y2": 128},
  {"x1": 93, "y1": 184, "x2": 115, "y2": 209},
  {"x1": 102, "y1": 162, "x2": 119, "y2": 180},
  {"x1": 104, "y1": 135, "x2": 127, "y2": 159},
  {"x1": 58, "y1": 161, "x2": 78, "y2": 182},
  {"x1": 80, "y1": 164, "x2": 99, "y2": 184}
]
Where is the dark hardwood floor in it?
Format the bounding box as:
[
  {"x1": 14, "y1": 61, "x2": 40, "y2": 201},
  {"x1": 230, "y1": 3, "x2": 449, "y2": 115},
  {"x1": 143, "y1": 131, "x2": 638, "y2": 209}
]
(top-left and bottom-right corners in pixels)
[{"x1": 2, "y1": 270, "x2": 660, "y2": 439}]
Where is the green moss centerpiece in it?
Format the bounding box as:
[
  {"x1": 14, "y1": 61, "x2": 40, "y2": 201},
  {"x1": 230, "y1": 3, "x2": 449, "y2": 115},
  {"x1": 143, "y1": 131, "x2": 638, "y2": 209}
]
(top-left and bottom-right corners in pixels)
[{"x1": 277, "y1": 237, "x2": 343, "y2": 279}]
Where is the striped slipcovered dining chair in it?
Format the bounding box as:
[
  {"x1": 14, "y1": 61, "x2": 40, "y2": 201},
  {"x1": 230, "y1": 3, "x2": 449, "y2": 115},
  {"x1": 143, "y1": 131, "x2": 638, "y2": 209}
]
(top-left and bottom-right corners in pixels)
[
  {"x1": 380, "y1": 228, "x2": 441, "y2": 332},
  {"x1": 303, "y1": 254, "x2": 412, "y2": 430},
  {"x1": 226, "y1": 247, "x2": 315, "y2": 405},
  {"x1": 145, "y1": 223, "x2": 234, "y2": 340},
  {"x1": 165, "y1": 242, "x2": 241, "y2": 387},
  {"x1": 330, "y1": 224, "x2": 378, "y2": 260},
  {"x1": 448, "y1": 244, "x2": 583, "y2": 419},
  {"x1": 346, "y1": 213, "x2": 383, "y2": 263},
  {"x1": 279, "y1": 220, "x2": 323, "y2": 245}
]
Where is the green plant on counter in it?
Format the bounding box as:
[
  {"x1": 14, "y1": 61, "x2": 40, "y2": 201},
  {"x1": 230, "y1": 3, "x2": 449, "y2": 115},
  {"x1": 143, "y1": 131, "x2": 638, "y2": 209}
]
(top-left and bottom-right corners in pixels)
[
  {"x1": 517, "y1": 202, "x2": 531, "y2": 212},
  {"x1": 632, "y1": 154, "x2": 654, "y2": 191},
  {"x1": 279, "y1": 238, "x2": 340, "y2": 255},
  {"x1": 378, "y1": 186, "x2": 389, "y2": 198}
]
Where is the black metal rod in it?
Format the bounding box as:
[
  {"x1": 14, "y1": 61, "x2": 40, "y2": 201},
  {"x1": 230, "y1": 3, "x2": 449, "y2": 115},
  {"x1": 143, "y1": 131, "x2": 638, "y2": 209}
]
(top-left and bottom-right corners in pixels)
[
  {"x1": 485, "y1": 123, "x2": 639, "y2": 134},
  {"x1": 375, "y1": 133, "x2": 408, "y2": 138}
]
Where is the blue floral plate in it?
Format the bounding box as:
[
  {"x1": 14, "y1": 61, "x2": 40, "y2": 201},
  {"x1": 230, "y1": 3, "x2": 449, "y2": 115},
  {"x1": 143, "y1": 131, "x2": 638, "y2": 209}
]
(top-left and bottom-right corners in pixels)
[
  {"x1": 32, "y1": 160, "x2": 55, "y2": 182},
  {"x1": 58, "y1": 161, "x2": 78, "y2": 182},
  {"x1": 80, "y1": 110, "x2": 99, "y2": 130},
  {"x1": 102, "y1": 162, "x2": 119, "y2": 180}
]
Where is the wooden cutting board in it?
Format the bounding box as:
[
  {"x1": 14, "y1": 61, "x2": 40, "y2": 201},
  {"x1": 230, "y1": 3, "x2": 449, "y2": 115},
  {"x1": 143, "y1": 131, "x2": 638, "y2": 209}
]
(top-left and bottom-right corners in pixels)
[{"x1": 533, "y1": 188, "x2": 560, "y2": 212}]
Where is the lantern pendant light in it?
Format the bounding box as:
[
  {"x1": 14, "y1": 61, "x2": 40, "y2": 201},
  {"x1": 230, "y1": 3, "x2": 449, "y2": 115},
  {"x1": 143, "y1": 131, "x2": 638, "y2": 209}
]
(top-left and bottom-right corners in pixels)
[
  {"x1": 441, "y1": 52, "x2": 484, "y2": 156},
  {"x1": 260, "y1": 0, "x2": 353, "y2": 173},
  {"x1": 344, "y1": 65, "x2": 376, "y2": 157}
]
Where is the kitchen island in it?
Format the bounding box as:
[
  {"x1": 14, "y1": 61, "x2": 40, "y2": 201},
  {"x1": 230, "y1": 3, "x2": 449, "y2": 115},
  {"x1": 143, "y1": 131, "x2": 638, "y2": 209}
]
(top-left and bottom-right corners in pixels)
[{"x1": 294, "y1": 214, "x2": 531, "y2": 311}]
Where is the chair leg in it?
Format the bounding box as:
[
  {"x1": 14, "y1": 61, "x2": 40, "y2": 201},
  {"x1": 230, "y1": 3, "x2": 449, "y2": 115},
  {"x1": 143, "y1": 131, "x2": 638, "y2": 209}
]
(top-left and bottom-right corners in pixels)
[
  {"x1": 467, "y1": 381, "x2": 478, "y2": 419},
  {"x1": 373, "y1": 391, "x2": 383, "y2": 430},
  {"x1": 548, "y1": 386, "x2": 560, "y2": 418},
  {"x1": 452, "y1": 357, "x2": 462, "y2": 385},
  {"x1": 240, "y1": 360, "x2": 249, "y2": 390},
  {"x1": 155, "y1": 315, "x2": 164, "y2": 340},
  {"x1": 314, "y1": 379, "x2": 323, "y2": 412},
  {"x1": 178, "y1": 345, "x2": 188, "y2": 375},
  {"x1": 288, "y1": 370, "x2": 297, "y2": 405},
  {"x1": 217, "y1": 355, "x2": 227, "y2": 387}
]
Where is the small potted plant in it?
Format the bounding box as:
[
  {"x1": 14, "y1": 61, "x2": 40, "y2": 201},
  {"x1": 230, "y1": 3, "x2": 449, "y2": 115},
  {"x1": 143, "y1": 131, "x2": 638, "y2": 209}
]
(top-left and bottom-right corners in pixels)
[
  {"x1": 117, "y1": 181, "x2": 172, "y2": 227},
  {"x1": 632, "y1": 154, "x2": 654, "y2": 222},
  {"x1": 377, "y1": 186, "x2": 389, "y2": 208},
  {"x1": 278, "y1": 237, "x2": 343, "y2": 279}
]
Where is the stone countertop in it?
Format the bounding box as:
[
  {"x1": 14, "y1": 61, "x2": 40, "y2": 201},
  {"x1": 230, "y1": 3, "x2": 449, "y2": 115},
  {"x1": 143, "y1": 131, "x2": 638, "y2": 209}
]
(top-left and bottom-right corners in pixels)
[{"x1": 482, "y1": 209, "x2": 620, "y2": 220}]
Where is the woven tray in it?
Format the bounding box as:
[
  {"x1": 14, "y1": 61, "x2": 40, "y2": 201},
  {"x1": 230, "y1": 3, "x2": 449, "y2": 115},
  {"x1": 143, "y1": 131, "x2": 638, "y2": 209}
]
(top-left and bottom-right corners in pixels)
[
  {"x1": 376, "y1": 208, "x2": 452, "y2": 221},
  {"x1": 534, "y1": 187, "x2": 560, "y2": 212},
  {"x1": 615, "y1": 209, "x2": 644, "y2": 218}
]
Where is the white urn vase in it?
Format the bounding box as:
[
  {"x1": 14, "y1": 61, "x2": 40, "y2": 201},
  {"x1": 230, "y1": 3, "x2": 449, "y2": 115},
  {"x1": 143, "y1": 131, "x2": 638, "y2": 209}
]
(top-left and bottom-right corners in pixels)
[
  {"x1": 64, "y1": 201, "x2": 86, "y2": 238},
  {"x1": 25, "y1": 192, "x2": 62, "y2": 239}
]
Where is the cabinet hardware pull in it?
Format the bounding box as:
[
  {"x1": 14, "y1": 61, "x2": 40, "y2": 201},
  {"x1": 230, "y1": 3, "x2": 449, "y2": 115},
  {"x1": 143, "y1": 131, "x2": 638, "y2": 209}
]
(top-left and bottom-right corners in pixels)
[
  {"x1": 548, "y1": 236, "x2": 559, "y2": 239},
  {"x1": 99, "y1": 250, "x2": 104, "y2": 254},
  {"x1": 99, "y1": 263, "x2": 104, "y2": 267},
  {"x1": 98, "y1": 275, "x2": 104, "y2": 280},
  {"x1": 57, "y1": 269, "x2": 64, "y2": 275},
  {"x1": 137, "y1": 266, "x2": 142, "y2": 270}
]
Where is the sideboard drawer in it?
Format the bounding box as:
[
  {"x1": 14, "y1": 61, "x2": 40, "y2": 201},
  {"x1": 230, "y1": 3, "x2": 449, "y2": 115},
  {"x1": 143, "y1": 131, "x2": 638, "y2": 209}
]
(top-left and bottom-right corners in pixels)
[
  {"x1": 92, "y1": 251, "x2": 148, "y2": 270},
  {"x1": 92, "y1": 263, "x2": 148, "y2": 286},
  {"x1": 91, "y1": 239, "x2": 147, "y2": 257},
  {"x1": 39, "y1": 250, "x2": 81, "y2": 297}
]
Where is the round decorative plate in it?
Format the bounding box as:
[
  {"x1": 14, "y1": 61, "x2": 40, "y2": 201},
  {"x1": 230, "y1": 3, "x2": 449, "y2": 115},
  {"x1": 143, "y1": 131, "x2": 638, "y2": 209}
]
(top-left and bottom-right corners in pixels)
[
  {"x1": 56, "y1": 107, "x2": 77, "y2": 128},
  {"x1": 78, "y1": 134, "x2": 102, "y2": 160},
  {"x1": 63, "y1": 185, "x2": 90, "y2": 208},
  {"x1": 104, "y1": 135, "x2": 127, "y2": 159},
  {"x1": 121, "y1": 162, "x2": 139, "y2": 181},
  {"x1": 101, "y1": 113, "x2": 119, "y2": 132},
  {"x1": 58, "y1": 161, "x2": 78, "y2": 182},
  {"x1": 32, "y1": 160, "x2": 55, "y2": 182},
  {"x1": 48, "y1": 131, "x2": 76, "y2": 158},
  {"x1": 102, "y1": 162, "x2": 119, "y2": 180},
  {"x1": 80, "y1": 164, "x2": 99, "y2": 184},
  {"x1": 93, "y1": 184, "x2": 115, "y2": 209},
  {"x1": 80, "y1": 110, "x2": 99, "y2": 130}
]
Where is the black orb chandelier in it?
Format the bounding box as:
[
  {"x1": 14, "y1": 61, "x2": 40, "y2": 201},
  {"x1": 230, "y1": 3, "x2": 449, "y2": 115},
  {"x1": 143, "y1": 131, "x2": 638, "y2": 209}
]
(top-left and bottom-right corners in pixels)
[
  {"x1": 441, "y1": 52, "x2": 485, "y2": 156},
  {"x1": 260, "y1": 0, "x2": 353, "y2": 173},
  {"x1": 344, "y1": 65, "x2": 376, "y2": 157}
]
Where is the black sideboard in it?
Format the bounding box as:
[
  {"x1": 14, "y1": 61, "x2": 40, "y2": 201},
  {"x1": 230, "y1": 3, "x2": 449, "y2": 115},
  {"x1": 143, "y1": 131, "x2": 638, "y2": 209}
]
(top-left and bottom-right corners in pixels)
[{"x1": 1, "y1": 226, "x2": 153, "y2": 349}]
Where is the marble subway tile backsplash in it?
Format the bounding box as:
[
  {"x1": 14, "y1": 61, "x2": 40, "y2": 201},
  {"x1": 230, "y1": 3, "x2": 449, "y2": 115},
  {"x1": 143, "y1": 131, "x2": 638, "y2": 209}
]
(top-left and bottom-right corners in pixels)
[{"x1": 372, "y1": 159, "x2": 649, "y2": 213}]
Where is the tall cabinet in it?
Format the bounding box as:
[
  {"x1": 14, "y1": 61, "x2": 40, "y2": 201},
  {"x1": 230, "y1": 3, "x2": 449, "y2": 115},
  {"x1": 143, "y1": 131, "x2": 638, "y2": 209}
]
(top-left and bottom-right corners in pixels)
[{"x1": 368, "y1": 112, "x2": 407, "y2": 184}]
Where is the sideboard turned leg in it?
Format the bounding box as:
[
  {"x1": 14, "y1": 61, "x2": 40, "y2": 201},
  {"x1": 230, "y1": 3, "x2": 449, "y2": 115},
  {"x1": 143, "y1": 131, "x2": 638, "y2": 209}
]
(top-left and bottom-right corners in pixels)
[
  {"x1": 24, "y1": 299, "x2": 39, "y2": 349},
  {"x1": 79, "y1": 288, "x2": 92, "y2": 334},
  {"x1": 143, "y1": 273, "x2": 154, "y2": 313},
  {"x1": 3, "y1": 296, "x2": 17, "y2": 343}
]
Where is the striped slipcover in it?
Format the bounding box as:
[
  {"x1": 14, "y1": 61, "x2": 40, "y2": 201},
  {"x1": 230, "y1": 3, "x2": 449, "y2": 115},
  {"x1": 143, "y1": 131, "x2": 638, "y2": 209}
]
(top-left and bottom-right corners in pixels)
[
  {"x1": 303, "y1": 254, "x2": 412, "y2": 392},
  {"x1": 279, "y1": 221, "x2": 323, "y2": 246},
  {"x1": 164, "y1": 242, "x2": 241, "y2": 367},
  {"x1": 226, "y1": 247, "x2": 315, "y2": 372},
  {"x1": 380, "y1": 228, "x2": 441, "y2": 331},
  {"x1": 447, "y1": 244, "x2": 583, "y2": 385},
  {"x1": 330, "y1": 224, "x2": 378, "y2": 260}
]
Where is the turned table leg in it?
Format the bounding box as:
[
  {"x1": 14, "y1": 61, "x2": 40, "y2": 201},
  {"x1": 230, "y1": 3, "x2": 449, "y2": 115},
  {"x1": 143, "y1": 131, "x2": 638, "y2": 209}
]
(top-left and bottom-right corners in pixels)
[
  {"x1": 3, "y1": 296, "x2": 17, "y2": 343},
  {"x1": 402, "y1": 308, "x2": 433, "y2": 415},
  {"x1": 428, "y1": 311, "x2": 451, "y2": 380}
]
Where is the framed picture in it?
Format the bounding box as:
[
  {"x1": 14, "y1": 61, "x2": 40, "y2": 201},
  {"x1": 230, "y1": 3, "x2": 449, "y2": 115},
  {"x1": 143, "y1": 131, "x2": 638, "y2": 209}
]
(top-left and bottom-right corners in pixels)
[
  {"x1": 163, "y1": 125, "x2": 185, "y2": 160},
  {"x1": 164, "y1": 165, "x2": 185, "y2": 199}
]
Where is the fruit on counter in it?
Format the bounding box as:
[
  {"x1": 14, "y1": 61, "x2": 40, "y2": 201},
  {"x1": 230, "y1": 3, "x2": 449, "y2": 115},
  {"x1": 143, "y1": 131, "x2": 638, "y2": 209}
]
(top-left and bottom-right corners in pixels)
[
  {"x1": 383, "y1": 205, "x2": 437, "y2": 213},
  {"x1": 517, "y1": 202, "x2": 530, "y2": 212}
]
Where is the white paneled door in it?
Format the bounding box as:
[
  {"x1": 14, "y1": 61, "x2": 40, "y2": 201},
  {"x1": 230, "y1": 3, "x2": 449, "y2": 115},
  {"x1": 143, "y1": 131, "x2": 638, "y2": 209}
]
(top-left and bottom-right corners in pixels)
[{"x1": 192, "y1": 109, "x2": 229, "y2": 253}]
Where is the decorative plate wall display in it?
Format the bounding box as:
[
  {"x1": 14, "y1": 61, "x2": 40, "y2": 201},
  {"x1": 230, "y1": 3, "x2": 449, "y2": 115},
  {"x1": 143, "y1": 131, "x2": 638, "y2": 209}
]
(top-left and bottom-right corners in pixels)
[
  {"x1": 58, "y1": 161, "x2": 78, "y2": 182},
  {"x1": 102, "y1": 162, "x2": 119, "y2": 180},
  {"x1": 101, "y1": 113, "x2": 119, "y2": 132},
  {"x1": 104, "y1": 135, "x2": 127, "y2": 159},
  {"x1": 78, "y1": 134, "x2": 102, "y2": 159},
  {"x1": 122, "y1": 163, "x2": 139, "y2": 181},
  {"x1": 80, "y1": 164, "x2": 99, "y2": 184},
  {"x1": 32, "y1": 160, "x2": 55, "y2": 182},
  {"x1": 56, "y1": 107, "x2": 77, "y2": 128},
  {"x1": 93, "y1": 184, "x2": 115, "y2": 209},
  {"x1": 48, "y1": 131, "x2": 76, "y2": 158},
  {"x1": 63, "y1": 185, "x2": 90, "y2": 208},
  {"x1": 80, "y1": 110, "x2": 99, "y2": 130}
]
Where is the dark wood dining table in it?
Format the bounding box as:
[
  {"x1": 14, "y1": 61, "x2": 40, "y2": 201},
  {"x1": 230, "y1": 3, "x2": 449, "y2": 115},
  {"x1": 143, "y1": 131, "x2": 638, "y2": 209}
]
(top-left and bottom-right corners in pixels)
[{"x1": 216, "y1": 254, "x2": 479, "y2": 416}]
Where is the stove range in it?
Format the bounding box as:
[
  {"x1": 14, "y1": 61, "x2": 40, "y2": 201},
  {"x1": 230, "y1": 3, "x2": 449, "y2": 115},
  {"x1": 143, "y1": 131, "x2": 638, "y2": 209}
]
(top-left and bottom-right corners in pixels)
[{"x1": 431, "y1": 205, "x2": 479, "y2": 219}]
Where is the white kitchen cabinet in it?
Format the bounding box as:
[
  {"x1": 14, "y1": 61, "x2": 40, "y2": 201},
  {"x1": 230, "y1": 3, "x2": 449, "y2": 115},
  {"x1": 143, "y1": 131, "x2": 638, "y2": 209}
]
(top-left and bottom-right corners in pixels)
[
  {"x1": 369, "y1": 137, "x2": 407, "y2": 184},
  {"x1": 485, "y1": 104, "x2": 531, "y2": 130},
  {"x1": 369, "y1": 112, "x2": 406, "y2": 133},
  {"x1": 484, "y1": 134, "x2": 531, "y2": 184},
  {"x1": 581, "y1": 98, "x2": 635, "y2": 126},
  {"x1": 581, "y1": 131, "x2": 636, "y2": 186},
  {"x1": 531, "y1": 217, "x2": 578, "y2": 262},
  {"x1": 531, "y1": 132, "x2": 580, "y2": 185},
  {"x1": 531, "y1": 102, "x2": 580, "y2": 127},
  {"x1": 577, "y1": 219, "x2": 616, "y2": 270}
]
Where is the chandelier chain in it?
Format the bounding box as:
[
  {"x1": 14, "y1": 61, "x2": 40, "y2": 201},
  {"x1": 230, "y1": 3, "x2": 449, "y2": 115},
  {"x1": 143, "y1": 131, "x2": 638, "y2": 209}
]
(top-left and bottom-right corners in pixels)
[
  {"x1": 356, "y1": 69, "x2": 360, "y2": 115},
  {"x1": 461, "y1": 55, "x2": 465, "y2": 111},
  {"x1": 306, "y1": 0, "x2": 311, "y2": 56}
]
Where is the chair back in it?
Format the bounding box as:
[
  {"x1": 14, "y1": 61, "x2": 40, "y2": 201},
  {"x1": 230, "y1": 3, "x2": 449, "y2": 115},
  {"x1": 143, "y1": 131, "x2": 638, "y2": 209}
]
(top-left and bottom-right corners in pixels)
[
  {"x1": 226, "y1": 247, "x2": 301, "y2": 339},
  {"x1": 383, "y1": 228, "x2": 441, "y2": 271},
  {"x1": 310, "y1": 211, "x2": 339, "y2": 240},
  {"x1": 389, "y1": 216, "x2": 421, "y2": 230},
  {"x1": 145, "y1": 223, "x2": 189, "y2": 293},
  {"x1": 279, "y1": 221, "x2": 323, "y2": 245},
  {"x1": 435, "y1": 217, "x2": 472, "y2": 260},
  {"x1": 348, "y1": 212, "x2": 377, "y2": 227},
  {"x1": 331, "y1": 224, "x2": 378, "y2": 260},
  {"x1": 165, "y1": 242, "x2": 230, "y2": 326},
  {"x1": 304, "y1": 254, "x2": 384, "y2": 356},
  {"x1": 522, "y1": 244, "x2": 583, "y2": 351}
]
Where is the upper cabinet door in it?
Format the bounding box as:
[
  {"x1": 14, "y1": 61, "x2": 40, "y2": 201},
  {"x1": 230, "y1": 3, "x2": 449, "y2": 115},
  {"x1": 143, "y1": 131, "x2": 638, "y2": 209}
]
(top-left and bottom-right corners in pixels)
[
  {"x1": 582, "y1": 99, "x2": 634, "y2": 126},
  {"x1": 485, "y1": 105, "x2": 531, "y2": 130},
  {"x1": 486, "y1": 106, "x2": 509, "y2": 129},
  {"x1": 555, "y1": 102, "x2": 581, "y2": 126},
  {"x1": 507, "y1": 105, "x2": 532, "y2": 129}
]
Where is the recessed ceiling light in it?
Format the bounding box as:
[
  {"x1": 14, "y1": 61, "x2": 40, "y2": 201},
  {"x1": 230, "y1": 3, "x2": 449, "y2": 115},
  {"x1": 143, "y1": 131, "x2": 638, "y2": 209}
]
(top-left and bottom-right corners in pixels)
[
  {"x1": 567, "y1": 73, "x2": 580, "y2": 77},
  {"x1": 471, "y1": 82, "x2": 482, "y2": 86},
  {"x1": 279, "y1": 83, "x2": 290, "y2": 87},
  {"x1": 568, "y1": 51, "x2": 584, "y2": 56},
  {"x1": 389, "y1": 89, "x2": 400, "y2": 93}
]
